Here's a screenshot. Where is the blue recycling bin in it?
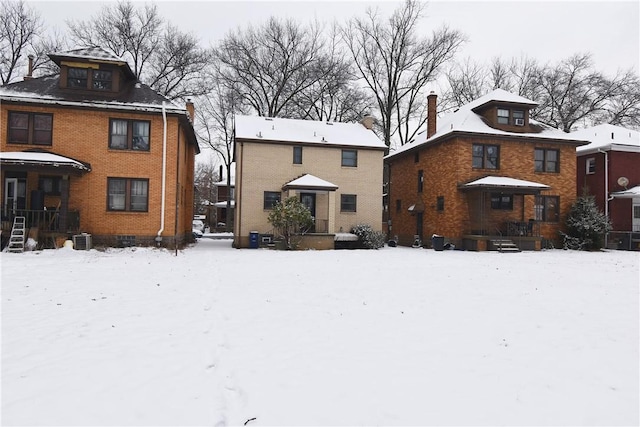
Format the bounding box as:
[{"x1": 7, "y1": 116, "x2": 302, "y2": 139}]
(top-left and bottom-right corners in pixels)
[{"x1": 249, "y1": 231, "x2": 260, "y2": 249}]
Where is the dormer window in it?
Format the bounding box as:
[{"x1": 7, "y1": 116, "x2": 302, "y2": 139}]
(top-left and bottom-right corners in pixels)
[
  {"x1": 67, "y1": 67, "x2": 113, "y2": 91},
  {"x1": 93, "y1": 70, "x2": 112, "y2": 90},
  {"x1": 497, "y1": 108, "x2": 509, "y2": 124},
  {"x1": 67, "y1": 68, "x2": 88, "y2": 88},
  {"x1": 513, "y1": 110, "x2": 524, "y2": 126}
]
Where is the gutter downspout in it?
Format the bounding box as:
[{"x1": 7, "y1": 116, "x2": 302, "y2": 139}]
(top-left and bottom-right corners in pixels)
[
  {"x1": 597, "y1": 148, "x2": 610, "y2": 247},
  {"x1": 156, "y1": 102, "x2": 168, "y2": 245}
]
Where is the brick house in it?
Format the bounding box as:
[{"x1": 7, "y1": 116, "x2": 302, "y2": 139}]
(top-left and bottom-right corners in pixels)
[
  {"x1": 385, "y1": 89, "x2": 589, "y2": 251},
  {"x1": 572, "y1": 124, "x2": 640, "y2": 249},
  {"x1": 233, "y1": 115, "x2": 386, "y2": 249},
  {"x1": 0, "y1": 47, "x2": 199, "y2": 248}
]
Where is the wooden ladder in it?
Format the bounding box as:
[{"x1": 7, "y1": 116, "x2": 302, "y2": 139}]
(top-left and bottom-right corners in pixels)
[{"x1": 6, "y1": 216, "x2": 27, "y2": 253}]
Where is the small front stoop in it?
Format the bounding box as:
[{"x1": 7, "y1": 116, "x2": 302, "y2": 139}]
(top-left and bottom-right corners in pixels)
[{"x1": 490, "y1": 239, "x2": 521, "y2": 253}]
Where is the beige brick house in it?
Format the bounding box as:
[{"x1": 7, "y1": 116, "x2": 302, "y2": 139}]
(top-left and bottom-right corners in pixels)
[
  {"x1": 385, "y1": 89, "x2": 589, "y2": 251},
  {"x1": 0, "y1": 47, "x2": 199, "y2": 248},
  {"x1": 233, "y1": 115, "x2": 386, "y2": 249}
]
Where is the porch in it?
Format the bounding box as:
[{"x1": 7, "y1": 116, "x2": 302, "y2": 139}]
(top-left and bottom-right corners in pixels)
[{"x1": 1, "y1": 207, "x2": 81, "y2": 249}]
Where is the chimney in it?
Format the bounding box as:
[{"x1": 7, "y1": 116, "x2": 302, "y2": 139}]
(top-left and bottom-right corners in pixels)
[
  {"x1": 186, "y1": 98, "x2": 195, "y2": 123},
  {"x1": 360, "y1": 115, "x2": 375, "y2": 130},
  {"x1": 23, "y1": 54, "x2": 35, "y2": 81},
  {"x1": 427, "y1": 91, "x2": 437, "y2": 138}
]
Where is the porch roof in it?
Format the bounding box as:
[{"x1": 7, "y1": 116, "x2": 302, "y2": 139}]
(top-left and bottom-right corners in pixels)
[
  {"x1": 460, "y1": 176, "x2": 549, "y2": 193},
  {"x1": 611, "y1": 185, "x2": 640, "y2": 199},
  {"x1": 214, "y1": 200, "x2": 235, "y2": 208},
  {"x1": 0, "y1": 151, "x2": 91, "y2": 173},
  {"x1": 283, "y1": 174, "x2": 338, "y2": 191}
]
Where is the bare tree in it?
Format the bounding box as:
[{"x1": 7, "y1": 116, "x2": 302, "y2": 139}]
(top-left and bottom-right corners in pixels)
[
  {"x1": 342, "y1": 0, "x2": 465, "y2": 147},
  {"x1": 194, "y1": 159, "x2": 219, "y2": 227},
  {"x1": 0, "y1": 0, "x2": 42, "y2": 84},
  {"x1": 214, "y1": 17, "x2": 327, "y2": 118},
  {"x1": 67, "y1": 0, "x2": 211, "y2": 99}
]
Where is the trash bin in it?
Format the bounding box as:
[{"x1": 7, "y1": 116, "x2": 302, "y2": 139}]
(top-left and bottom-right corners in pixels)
[
  {"x1": 431, "y1": 234, "x2": 444, "y2": 251},
  {"x1": 249, "y1": 231, "x2": 259, "y2": 249}
]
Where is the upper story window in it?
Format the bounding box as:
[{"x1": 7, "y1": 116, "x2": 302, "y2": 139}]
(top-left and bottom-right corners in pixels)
[
  {"x1": 414, "y1": 152, "x2": 419, "y2": 163},
  {"x1": 535, "y1": 148, "x2": 559, "y2": 173},
  {"x1": 586, "y1": 157, "x2": 596, "y2": 174},
  {"x1": 67, "y1": 67, "x2": 113, "y2": 90},
  {"x1": 293, "y1": 146, "x2": 302, "y2": 164},
  {"x1": 497, "y1": 108, "x2": 509, "y2": 124},
  {"x1": 108, "y1": 178, "x2": 149, "y2": 212},
  {"x1": 109, "y1": 119, "x2": 150, "y2": 151},
  {"x1": 437, "y1": 196, "x2": 445, "y2": 211},
  {"x1": 472, "y1": 144, "x2": 499, "y2": 169},
  {"x1": 513, "y1": 110, "x2": 525, "y2": 126},
  {"x1": 417, "y1": 170, "x2": 424, "y2": 193},
  {"x1": 7, "y1": 111, "x2": 53, "y2": 145},
  {"x1": 341, "y1": 149, "x2": 357, "y2": 167}
]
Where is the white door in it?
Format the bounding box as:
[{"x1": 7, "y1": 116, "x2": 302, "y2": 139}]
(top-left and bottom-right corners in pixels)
[
  {"x1": 4, "y1": 178, "x2": 18, "y2": 216},
  {"x1": 633, "y1": 200, "x2": 640, "y2": 232}
]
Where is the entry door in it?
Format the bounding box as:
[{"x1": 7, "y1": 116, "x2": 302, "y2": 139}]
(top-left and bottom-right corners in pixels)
[
  {"x1": 416, "y1": 212, "x2": 424, "y2": 244},
  {"x1": 4, "y1": 178, "x2": 26, "y2": 216},
  {"x1": 300, "y1": 193, "x2": 316, "y2": 232},
  {"x1": 633, "y1": 201, "x2": 640, "y2": 232}
]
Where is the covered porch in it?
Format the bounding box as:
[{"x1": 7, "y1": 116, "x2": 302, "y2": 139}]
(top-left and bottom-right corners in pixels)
[
  {"x1": 459, "y1": 176, "x2": 549, "y2": 251},
  {"x1": 1, "y1": 150, "x2": 91, "y2": 248}
]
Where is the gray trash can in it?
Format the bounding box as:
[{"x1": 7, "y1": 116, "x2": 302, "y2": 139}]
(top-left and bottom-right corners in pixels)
[
  {"x1": 432, "y1": 234, "x2": 444, "y2": 251},
  {"x1": 249, "y1": 231, "x2": 259, "y2": 249}
]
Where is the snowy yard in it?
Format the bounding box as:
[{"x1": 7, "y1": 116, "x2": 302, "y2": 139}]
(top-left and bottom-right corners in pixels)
[{"x1": 1, "y1": 239, "x2": 638, "y2": 426}]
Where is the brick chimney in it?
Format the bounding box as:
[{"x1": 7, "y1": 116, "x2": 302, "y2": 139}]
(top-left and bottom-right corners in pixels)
[
  {"x1": 23, "y1": 54, "x2": 34, "y2": 81},
  {"x1": 186, "y1": 98, "x2": 195, "y2": 123},
  {"x1": 360, "y1": 115, "x2": 375, "y2": 130},
  {"x1": 427, "y1": 91, "x2": 437, "y2": 138}
]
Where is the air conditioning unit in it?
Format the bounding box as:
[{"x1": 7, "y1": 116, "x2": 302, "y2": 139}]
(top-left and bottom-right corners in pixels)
[
  {"x1": 73, "y1": 233, "x2": 92, "y2": 250},
  {"x1": 514, "y1": 118, "x2": 525, "y2": 126}
]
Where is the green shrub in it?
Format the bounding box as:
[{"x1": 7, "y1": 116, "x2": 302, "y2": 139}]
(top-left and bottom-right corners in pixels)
[{"x1": 350, "y1": 224, "x2": 385, "y2": 249}]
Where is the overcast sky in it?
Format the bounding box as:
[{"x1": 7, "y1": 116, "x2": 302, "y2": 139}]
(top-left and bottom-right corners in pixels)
[{"x1": 30, "y1": 0, "x2": 639, "y2": 78}]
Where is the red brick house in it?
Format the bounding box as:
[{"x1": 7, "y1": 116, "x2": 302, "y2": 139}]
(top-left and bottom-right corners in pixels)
[
  {"x1": 572, "y1": 124, "x2": 640, "y2": 250},
  {"x1": 385, "y1": 89, "x2": 588, "y2": 251},
  {"x1": 1, "y1": 47, "x2": 199, "y2": 249}
]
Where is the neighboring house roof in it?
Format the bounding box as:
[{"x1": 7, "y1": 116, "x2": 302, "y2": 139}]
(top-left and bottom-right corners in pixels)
[
  {"x1": 0, "y1": 150, "x2": 91, "y2": 173},
  {"x1": 234, "y1": 115, "x2": 386, "y2": 149},
  {"x1": 214, "y1": 201, "x2": 235, "y2": 208},
  {"x1": 461, "y1": 176, "x2": 550, "y2": 191},
  {"x1": 611, "y1": 185, "x2": 640, "y2": 199},
  {"x1": 572, "y1": 124, "x2": 640, "y2": 155},
  {"x1": 283, "y1": 174, "x2": 339, "y2": 191},
  {"x1": 386, "y1": 89, "x2": 589, "y2": 160}
]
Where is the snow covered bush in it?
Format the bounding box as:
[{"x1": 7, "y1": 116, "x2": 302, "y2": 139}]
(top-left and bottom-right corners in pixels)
[
  {"x1": 350, "y1": 224, "x2": 385, "y2": 249},
  {"x1": 562, "y1": 192, "x2": 611, "y2": 250},
  {"x1": 267, "y1": 196, "x2": 314, "y2": 250}
]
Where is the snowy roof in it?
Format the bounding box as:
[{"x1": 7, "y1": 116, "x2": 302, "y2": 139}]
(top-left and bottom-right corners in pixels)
[
  {"x1": 572, "y1": 124, "x2": 640, "y2": 155},
  {"x1": 234, "y1": 115, "x2": 386, "y2": 149},
  {"x1": 214, "y1": 201, "x2": 235, "y2": 208},
  {"x1": 386, "y1": 89, "x2": 589, "y2": 160},
  {"x1": 462, "y1": 176, "x2": 550, "y2": 190},
  {"x1": 283, "y1": 174, "x2": 339, "y2": 190},
  {"x1": 49, "y1": 47, "x2": 125, "y2": 63},
  {"x1": 0, "y1": 151, "x2": 91, "y2": 172},
  {"x1": 610, "y1": 185, "x2": 640, "y2": 199}
]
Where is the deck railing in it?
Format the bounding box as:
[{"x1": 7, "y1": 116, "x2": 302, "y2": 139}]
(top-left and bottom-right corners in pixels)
[{"x1": 1, "y1": 207, "x2": 80, "y2": 234}]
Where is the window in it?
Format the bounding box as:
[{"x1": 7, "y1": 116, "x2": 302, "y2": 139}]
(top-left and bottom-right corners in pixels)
[
  {"x1": 586, "y1": 158, "x2": 596, "y2": 174},
  {"x1": 92, "y1": 70, "x2": 112, "y2": 90},
  {"x1": 7, "y1": 111, "x2": 53, "y2": 145},
  {"x1": 491, "y1": 193, "x2": 513, "y2": 210},
  {"x1": 293, "y1": 146, "x2": 302, "y2": 164},
  {"x1": 108, "y1": 178, "x2": 148, "y2": 212},
  {"x1": 513, "y1": 110, "x2": 524, "y2": 126},
  {"x1": 67, "y1": 67, "x2": 88, "y2": 88},
  {"x1": 109, "y1": 119, "x2": 150, "y2": 151},
  {"x1": 417, "y1": 170, "x2": 424, "y2": 193},
  {"x1": 396, "y1": 199, "x2": 401, "y2": 212},
  {"x1": 437, "y1": 196, "x2": 444, "y2": 211},
  {"x1": 472, "y1": 144, "x2": 499, "y2": 169},
  {"x1": 535, "y1": 195, "x2": 559, "y2": 222},
  {"x1": 497, "y1": 108, "x2": 509, "y2": 124},
  {"x1": 39, "y1": 176, "x2": 62, "y2": 195},
  {"x1": 341, "y1": 150, "x2": 357, "y2": 167},
  {"x1": 341, "y1": 194, "x2": 357, "y2": 212},
  {"x1": 414, "y1": 152, "x2": 419, "y2": 163},
  {"x1": 263, "y1": 191, "x2": 281, "y2": 210},
  {"x1": 535, "y1": 148, "x2": 559, "y2": 172}
]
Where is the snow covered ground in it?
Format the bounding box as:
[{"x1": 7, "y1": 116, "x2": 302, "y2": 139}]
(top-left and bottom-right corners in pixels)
[{"x1": 1, "y1": 239, "x2": 638, "y2": 426}]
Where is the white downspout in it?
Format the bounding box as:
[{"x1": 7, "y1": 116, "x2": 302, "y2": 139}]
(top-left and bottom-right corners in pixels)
[
  {"x1": 156, "y1": 102, "x2": 168, "y2": 244},
  {"x1": 597, "y1": 148, "x2": 609, "y2": 218}
]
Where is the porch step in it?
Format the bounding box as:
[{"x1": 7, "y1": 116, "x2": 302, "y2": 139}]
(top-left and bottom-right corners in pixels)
[
  {"x1": 6, "y1": 216, "x2": 26, "y2": 253},
  {"x1": 490, "y1": 239, "x2": 521, "y2": 252}
]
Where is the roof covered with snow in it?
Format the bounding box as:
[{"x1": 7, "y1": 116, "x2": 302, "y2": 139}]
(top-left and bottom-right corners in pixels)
[
  {"x1": 461, "y1": 176, "x2": 550, "y2": 190},
  {"x1": 0, "y1": 151, "x2": 91, "y2": 172},
  {"x1": 572, "y1": 124, "x2": 640, "y2": 155},
  {"x1": 283, "y1": 174, "x2": 339, "y2": 190},
  {"x1": 386, "y1": 89, "x2": 589, "y2": 160},
  {"x1": 611, "y1": 185, "x2": 640, "y2": 199},
  {"x1": 49, "y1": 46, "x2": 126, "y2": 63},
  {"x1": 234, "y1": 115, "x2": 386, "y2": 149}
]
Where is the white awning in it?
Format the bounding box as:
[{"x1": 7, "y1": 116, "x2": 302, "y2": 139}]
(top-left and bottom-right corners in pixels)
[
  {"x1": 611, "y1": 185, "x2": 640, "y2": 199},
  {"x1": 0, "y1": 151, "x2": 91, "y2": 172},
  {"x1": 461, "y1": 176, "x2": 549, "y2": 192}
]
